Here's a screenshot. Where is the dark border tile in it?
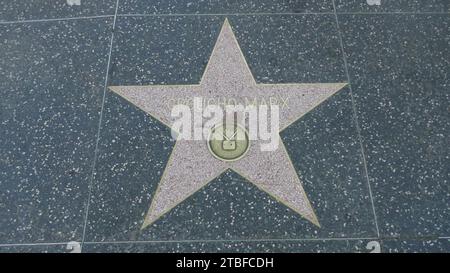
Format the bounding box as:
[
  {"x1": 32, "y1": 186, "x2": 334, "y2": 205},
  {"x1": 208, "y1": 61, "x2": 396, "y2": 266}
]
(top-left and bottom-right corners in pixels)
[
  {"x1": 381, "y1": 238, "x2": 450, "y2": 253},
  {"x1": 0, "y1": 243, "x2": 73, "y2": 253},
  {"x1": 338, "y1": 14, "x2": 450, "y2": 237},
  {"x1": 118, "y1": 0, "x2": 334, "y2": 15},
  {"x1": 83, "y1": 239, "x2": 374, "y2": 253},
  {"x1": 0, "y1": 18, "x2": 113, "y2": 244},
  {"x1": 0, "y1": 0, "x2": 116, "y2": 22},
  {"x1": 335, "y1": 0, "x2": 450, "y2": 13}
]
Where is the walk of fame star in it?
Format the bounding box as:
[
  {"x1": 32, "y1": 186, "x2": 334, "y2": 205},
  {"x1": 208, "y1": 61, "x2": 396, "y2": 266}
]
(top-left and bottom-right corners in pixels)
[{"x1": 109, "y1": 19, "x2": 347, "y2": 230}]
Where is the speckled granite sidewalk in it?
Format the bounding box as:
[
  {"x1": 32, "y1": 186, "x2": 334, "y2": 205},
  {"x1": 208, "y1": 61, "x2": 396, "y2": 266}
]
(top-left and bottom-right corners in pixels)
[{"x1": 0, "y1": 0, "x2": 449, "y2": 253}]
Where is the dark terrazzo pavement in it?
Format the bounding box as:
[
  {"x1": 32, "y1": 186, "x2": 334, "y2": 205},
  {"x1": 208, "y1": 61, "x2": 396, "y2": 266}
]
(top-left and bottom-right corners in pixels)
[{"x1": 0, "y1": 0, "x2": 449, "y2": 253}]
